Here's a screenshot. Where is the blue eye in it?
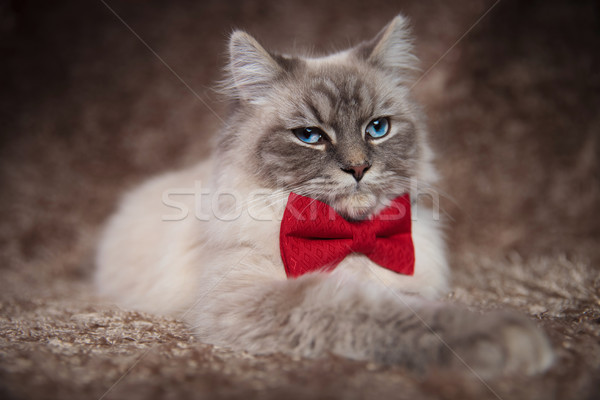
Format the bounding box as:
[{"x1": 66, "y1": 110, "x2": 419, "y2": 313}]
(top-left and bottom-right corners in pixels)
[
  {"x1": 366, "y1": 117, "x2": 390, "y2": 139},
  {"x1": 292, "y1": 127, "x2": 324, "y2": 144}
]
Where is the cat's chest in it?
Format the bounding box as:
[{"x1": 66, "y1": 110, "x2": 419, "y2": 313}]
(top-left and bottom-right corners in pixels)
[
  {"x1": 205, "y1": 195, "x2": 285, "y2": 257},
  {"x1": 203, "y1": 189, "x2": 435, "y2": 294}
]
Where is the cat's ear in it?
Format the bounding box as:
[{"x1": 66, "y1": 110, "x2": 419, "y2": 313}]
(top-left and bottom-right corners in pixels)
[
  {"x1": 356, "y1": 15, "x2": 418, "y2": 76},
  {"x1": 226, "y1": 31, "x2": 282, "y2": 103}
]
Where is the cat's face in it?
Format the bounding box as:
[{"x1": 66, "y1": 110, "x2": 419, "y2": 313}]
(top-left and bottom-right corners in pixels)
[{"x1": 222, "y1": 16, "x2": 430, "y2": 220}]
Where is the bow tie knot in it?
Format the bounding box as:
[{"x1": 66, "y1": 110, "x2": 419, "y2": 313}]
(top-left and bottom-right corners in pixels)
[
  {"x1": 279, "y1": 193, "x2": 415, "y2": 278},
  {"x1": 350, "y1": 225, "x2": 377, "y2": 254}
]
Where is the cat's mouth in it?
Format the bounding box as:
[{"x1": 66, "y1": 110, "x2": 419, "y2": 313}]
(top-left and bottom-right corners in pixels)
[{"x1": 332, "y1": 192, "x2": 379, "y2": 221}]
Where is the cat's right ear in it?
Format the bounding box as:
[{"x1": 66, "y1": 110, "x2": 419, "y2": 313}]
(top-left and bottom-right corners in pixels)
[
  {"x1": 355, "y1": 15, "x2": 419, "y2": 79},
  {"x1": 225, "y1": 31, "x2": 282, "y2": 103}
]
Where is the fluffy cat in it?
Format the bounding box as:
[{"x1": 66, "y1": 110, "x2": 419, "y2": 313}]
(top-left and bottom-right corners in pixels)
[{"x1": 95, "y1": 15, "x2": 553, "y2": 377}]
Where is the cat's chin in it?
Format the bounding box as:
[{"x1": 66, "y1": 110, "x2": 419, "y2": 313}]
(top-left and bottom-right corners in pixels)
[{"x1": 333, "y1": 193, "x2": 379, "y2": 221}]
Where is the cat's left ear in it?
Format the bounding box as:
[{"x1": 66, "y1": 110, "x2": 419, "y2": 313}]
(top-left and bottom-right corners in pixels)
[
  {"x1": 356, "y1": 15, "x2": 418, "y2": 75},
  {"x1": 226, "y1": 31, "x2": 282, "y2": 103}
]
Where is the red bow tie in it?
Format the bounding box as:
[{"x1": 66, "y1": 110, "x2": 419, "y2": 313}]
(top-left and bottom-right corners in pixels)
[{"x1": 279, "y1": 193, "x2": 415, "y2": 278}]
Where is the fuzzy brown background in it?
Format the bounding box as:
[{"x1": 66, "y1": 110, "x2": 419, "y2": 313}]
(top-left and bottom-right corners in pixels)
[{"x1": 1, "y1": 0, "x2": 599, "y2": 399}]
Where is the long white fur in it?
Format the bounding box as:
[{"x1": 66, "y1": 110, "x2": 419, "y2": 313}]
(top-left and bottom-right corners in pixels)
[{"x1": 96, "y1": 142, "x2": 448, "y2": 319}]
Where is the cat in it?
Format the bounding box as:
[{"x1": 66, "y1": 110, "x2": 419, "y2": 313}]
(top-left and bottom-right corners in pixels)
[{"x1": 95, "y1": 15, "x2": 553, "y2": 377}]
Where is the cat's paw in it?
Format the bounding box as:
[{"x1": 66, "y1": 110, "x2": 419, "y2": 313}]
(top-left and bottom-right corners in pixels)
[{"x1": 440, "y1": 310, "x2": 554, "y2": 378}]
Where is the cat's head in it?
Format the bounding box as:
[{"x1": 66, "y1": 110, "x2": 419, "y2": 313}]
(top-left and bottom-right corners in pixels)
[{"x1": 220, "y1": 15, "x2": 435, "y2": 220}]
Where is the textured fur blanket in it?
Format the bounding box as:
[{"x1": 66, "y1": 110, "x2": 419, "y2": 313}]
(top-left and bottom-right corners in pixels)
[{"x1": 1, "y1": 1, "x2": 598, "y2": 399}]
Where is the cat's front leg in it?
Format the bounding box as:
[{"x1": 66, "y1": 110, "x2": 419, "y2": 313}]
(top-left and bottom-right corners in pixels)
[
  {"x1": 188, "y1": 267, "x2": 553, "y2": 377},
  {"x1": 372, "y1": 303, "x2": 554, "y2": 378}
]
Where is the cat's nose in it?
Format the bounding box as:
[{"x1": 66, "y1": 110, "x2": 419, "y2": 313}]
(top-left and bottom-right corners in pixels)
[{"x1": 341, "y1": 163, "x2": 371, "y2": 182}]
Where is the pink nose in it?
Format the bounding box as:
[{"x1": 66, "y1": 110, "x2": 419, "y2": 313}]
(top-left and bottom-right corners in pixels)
[{"x1": 342, "y1": 163, "x2": 371, "y2": 182}]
